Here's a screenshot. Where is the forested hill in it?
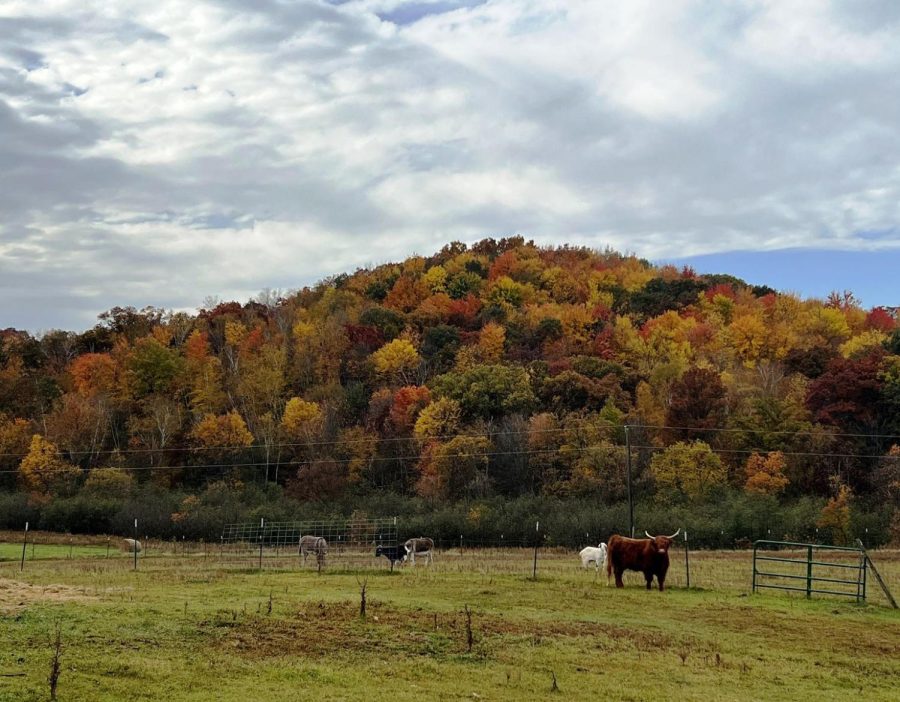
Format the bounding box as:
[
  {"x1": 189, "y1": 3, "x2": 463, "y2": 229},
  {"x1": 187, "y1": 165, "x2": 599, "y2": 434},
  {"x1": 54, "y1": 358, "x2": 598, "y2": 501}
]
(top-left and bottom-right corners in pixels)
[{"x1": 1, "y1": 237, "x2": 899, "y2": 542}]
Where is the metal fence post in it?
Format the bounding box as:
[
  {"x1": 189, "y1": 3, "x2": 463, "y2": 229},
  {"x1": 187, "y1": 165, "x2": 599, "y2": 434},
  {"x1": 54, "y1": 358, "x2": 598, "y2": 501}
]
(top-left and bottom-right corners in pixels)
[
  {"x1": 532, "y1": 521, "x2": 539, "y2": 580},
  {"x1": 259, "y1": 517, "x2": 264, "y2": 571},
  {"x1": 752, "y1": 542, "x2": 757, "y2": 593},
  {"x1": 20, "y1": 522, "x2": 28, "y2": 571},
  {"x1": 806, "y1": 545, "x2": 813, "y2": 599},
  {"x1": 133, "y1": 518, "x2": 138, "y2": 571},
  {"x1": 683, "y1": 530, "x2": 690, "y2": 589}
]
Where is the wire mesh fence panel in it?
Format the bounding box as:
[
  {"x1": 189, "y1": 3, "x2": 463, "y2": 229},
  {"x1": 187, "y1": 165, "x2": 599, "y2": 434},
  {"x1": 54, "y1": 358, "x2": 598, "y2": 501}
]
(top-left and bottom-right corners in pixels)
[{"x1": 217, "y1": 516, "x2": 400, "y2": 569}]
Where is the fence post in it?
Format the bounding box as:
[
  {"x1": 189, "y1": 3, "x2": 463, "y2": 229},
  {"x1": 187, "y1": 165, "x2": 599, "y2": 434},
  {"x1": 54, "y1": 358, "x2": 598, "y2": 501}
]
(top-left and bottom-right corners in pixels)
[
  {"x1": 683, "y1": 530, "x2": 690, "y2": 589},
  {"x1": 624, "y1": 424, "x2": 634, "y2": 538},
  {"x1": 806, "y1": 544, "x2": 813, "y2": 599},
  {"x1": 259, "y1": 517, "x2": 264, "y2": 571},
  {"x1": 20, "y1": 522, "x2": 28, "y2": 571},
  {"x1": 856, "y1": 539, "x2": 898, "y2": 609},
  {"x1": 133, "y1": 518, "x2": 139, "y2": 571},
  {"x1": 532, "y1": 521, "x2": 539, "y2": 580},
  {"x1": 752, "y1": 542, "x2": 758, "y2": 593}
]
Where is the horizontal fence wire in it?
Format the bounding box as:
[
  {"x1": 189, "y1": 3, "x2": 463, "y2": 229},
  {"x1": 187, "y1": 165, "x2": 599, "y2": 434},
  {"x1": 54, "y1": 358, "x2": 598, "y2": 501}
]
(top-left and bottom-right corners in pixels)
[{"x1": 221, "y1": 517, "x2": 400, "y2": 549}]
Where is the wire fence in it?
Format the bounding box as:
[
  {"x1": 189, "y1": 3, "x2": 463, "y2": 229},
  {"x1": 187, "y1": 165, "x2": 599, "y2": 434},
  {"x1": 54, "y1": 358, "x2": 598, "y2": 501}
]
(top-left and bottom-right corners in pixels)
[{"x1": 3, "y1": 525, "x2": 899, "y2": 607}]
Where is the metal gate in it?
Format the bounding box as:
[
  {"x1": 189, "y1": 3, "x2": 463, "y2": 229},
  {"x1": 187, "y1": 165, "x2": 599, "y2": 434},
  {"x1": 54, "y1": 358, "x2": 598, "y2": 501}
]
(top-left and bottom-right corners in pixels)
[{"x1": 752, "y1": 540, "x2": 867, "y2": 603}]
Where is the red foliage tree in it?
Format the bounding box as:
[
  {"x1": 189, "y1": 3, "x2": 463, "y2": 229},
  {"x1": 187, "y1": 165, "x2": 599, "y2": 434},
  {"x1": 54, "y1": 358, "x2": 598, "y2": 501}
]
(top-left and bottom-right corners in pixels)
[
  {"x1": 806, "y1": 351, "x2": 885, "y2": 432},
  {"x1": 666, "y1": 367, "x2": 728, "y2": 441}
]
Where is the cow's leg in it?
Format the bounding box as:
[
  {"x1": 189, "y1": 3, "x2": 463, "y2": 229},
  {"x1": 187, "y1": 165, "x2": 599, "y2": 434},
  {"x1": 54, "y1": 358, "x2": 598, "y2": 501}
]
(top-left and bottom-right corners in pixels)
[
  {"x1": 658, "y1": 573, "x2": 665, "y2": 592},
  {"x1": 645, "y1": 571, "x2": 653, "y2": 590},
  {"x1": 614, "y1": 567, "x2": 624, "y2": 588}
]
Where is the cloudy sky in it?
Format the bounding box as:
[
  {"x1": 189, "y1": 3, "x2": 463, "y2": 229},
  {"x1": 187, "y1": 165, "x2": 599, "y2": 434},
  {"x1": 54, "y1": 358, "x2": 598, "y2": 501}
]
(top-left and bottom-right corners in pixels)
[{"x1": 2, "y1": 0, "x2": 900, "y2": 332}]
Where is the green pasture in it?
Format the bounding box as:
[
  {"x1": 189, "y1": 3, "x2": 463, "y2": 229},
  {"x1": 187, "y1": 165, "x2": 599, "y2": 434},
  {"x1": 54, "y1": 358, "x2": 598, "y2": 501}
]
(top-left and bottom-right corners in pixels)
[
  {"x1": 0, "y1": 542, "x2": 110, "y2": 562},
  {"x1": 0, "y1": 547, "x2": 898, "y2": 701}
]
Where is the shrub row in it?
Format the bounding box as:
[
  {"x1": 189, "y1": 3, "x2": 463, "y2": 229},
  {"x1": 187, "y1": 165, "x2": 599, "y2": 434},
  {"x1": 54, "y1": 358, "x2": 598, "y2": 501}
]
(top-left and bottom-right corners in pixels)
[{"x1": 0, "y1": 488, "x2": 894, "y2": 548}]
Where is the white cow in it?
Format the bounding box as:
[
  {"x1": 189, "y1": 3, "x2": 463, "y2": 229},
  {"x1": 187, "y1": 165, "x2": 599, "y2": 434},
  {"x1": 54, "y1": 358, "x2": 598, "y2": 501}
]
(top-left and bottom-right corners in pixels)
[{"x1": 579, "y1": 542, "x2": 607, "y2": 571}]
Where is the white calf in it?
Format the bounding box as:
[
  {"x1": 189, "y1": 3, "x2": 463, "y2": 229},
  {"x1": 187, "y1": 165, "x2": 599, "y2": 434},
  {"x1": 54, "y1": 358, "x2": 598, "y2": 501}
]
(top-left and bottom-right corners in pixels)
[{"x1": 579, "y1": 542, "x2": 607, "y2": 571}]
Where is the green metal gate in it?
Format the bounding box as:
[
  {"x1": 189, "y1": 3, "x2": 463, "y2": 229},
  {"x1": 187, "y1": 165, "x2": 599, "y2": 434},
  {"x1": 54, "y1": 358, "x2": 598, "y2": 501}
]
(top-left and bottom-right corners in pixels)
[{"x1": 752, "y1": 540, "x2": 867, "y2": 603}]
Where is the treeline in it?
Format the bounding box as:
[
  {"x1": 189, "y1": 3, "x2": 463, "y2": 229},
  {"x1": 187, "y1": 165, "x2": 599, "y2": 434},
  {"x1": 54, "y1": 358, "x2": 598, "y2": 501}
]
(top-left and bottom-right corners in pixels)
[
  {"x1": 0, "y1": 484, "x2": 892, "y2": 548},
  {"x1": 1, "y1": 237, "x2": 899, "y2": 544}
]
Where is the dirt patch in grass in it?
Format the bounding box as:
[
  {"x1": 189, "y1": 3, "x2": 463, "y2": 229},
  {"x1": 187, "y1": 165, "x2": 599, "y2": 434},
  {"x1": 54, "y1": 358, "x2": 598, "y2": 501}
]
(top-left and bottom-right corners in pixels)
[
  {"x1": 0, "y1": 577, "x2": 94, "y2": 614},
  {"x1": 201, "y1": 600, "x2": 678, "y2": 661}
]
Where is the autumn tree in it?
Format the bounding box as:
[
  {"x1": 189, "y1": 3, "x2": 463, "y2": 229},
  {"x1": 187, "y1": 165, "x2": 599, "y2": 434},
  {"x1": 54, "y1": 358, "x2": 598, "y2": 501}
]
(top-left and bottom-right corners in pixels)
[
  {"x1": 650, "y1": 441, "x2": 726, "y2": 502},
  {"x1": 45, "y1": 393, "x2": 111, "y2": 464},
  {"x1": 389, "y1": 386, "x2": 431, "y2": 432},
  {"x1": 666, "y1": 367, "x2": 728, "y2": 442},
  {"x1": 70, "y1": 353, "x2": 118, "y2": 397},
  {"x1": 431, "y1": 364, "x2": 535, "y2": 419},
  {"x1": 18, "y1": 435, "x2": 81, "y2": 499},
  {"x1": 128, "y1": 396, "x2": 183, "y2": 468},
  {"x1": 0, "y1": 413, "x2": 31, "y2": 489},
  {"x1": 126, "y1": 337, "x2": 183, "y2": 399},
  {"x1": 744, "y1": 451, "x2": 789, "y2": 496},
  {"x1": 280, "y1": 397, "x2": 324, "y2": 462},
  {"x1": 817, "y1": 482, "x2": 853, "y2": 545},
  {"x1": 413, "y1": 397, "x2": 461, "y2": 440},
  {"x1": 286, "y1": 459, "x2": 349, "y2": 501},
  {"x1": 190, "y1": 411, "x2": 254, "y2": 466},
  {"x1": 806, "y1": 351, "x2": 885, "y2": 436},
  {"x1": 416, "y1": 435, "x2": 491, "y2": 500},
  {"x1": 371, "y1": 338, "x2": 421, "y2": 385}
]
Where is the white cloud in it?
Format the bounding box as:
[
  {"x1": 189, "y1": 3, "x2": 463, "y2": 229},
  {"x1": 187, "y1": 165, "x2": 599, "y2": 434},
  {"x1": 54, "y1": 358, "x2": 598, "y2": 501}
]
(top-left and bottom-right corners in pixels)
[{"x1": 2, "y1": 0, "x2": 900, "y2": 330}]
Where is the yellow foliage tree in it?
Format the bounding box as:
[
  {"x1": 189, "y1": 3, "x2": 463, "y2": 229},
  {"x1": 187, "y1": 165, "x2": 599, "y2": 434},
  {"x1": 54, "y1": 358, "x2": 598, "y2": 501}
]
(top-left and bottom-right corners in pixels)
[
  {"x1": 477, "y1": 322, "x2": 506, "y2": 363},
  {"x1": 744, "y1": 451, "x2": 789, "y2": 496},
  {"x1": 649, "y1": 441, "x2": 726, "y2": 502},
  {"x1": 190, "y1": 411, "x2": 253, "y2": 452},
  {"x1": 413, "y1": 397, "x2": 461, "y2": 441},
  {"x1": 371, "y1": 338, "x2": 420, "y2": 383},
  {"x1": 839, "y1": 330, "x2": 887, "y2": 359},
  {"x1": 729, "y1": 312, "x2": 767, "y2": 367},
  {"x1": 18, "y1": 434, "x2": 81, "y2": 498},
  {"x1": 281, "y1": 397, "x2": 323, "y2": 439},
  {"x1": 422, "y1": 265, "x2": 448, "y2": 293}
]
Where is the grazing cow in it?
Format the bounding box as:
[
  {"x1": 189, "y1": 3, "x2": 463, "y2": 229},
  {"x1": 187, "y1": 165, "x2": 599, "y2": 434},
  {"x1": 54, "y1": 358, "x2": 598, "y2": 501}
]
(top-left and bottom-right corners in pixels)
[
  {"x1": 299, "y1": 535, "x2": 328, "y2": 565},
  {"x1": 606, "y1": 529, "x2": 681, "y2": 591},
  {"x1": 375, "y1": 544, "x2": 406, "y2": 569},
  {"x1": 404, "y1": 537, "x2": 434, "y2": 566},
  {"x1": 579, "y1": 542, "x2": 607, "y2": 571},
  {"x1": 122, "y1": 538, "x2": 142, "y2": 553}
]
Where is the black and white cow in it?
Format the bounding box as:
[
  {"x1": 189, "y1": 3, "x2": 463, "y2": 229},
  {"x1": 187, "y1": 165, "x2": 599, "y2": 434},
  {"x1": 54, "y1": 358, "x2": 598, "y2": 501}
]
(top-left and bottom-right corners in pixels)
[{"x1": 375, "y1": 544, "x2": 406, "y2": 569}]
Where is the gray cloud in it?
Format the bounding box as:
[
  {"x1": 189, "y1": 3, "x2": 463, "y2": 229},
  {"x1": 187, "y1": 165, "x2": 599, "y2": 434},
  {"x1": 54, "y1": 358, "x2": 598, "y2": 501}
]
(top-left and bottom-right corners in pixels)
[{"x1": 2, "y1": 0, "x2": 900, "y2": 332}]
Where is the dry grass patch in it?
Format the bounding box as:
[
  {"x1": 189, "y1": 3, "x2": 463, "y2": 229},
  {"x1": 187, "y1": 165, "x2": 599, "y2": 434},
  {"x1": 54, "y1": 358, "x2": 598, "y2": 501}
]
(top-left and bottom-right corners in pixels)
[{"x1": 0, "y1": 576, "x2": 94, "y2": 614}]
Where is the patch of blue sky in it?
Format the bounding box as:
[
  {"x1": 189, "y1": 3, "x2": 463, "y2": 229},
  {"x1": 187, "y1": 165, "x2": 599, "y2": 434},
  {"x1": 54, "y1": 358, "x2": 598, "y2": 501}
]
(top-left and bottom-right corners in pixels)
[
  {"x1": 377, "y1": 0, "x2": 487, "y2": 26},
  {"x1": 663, "y1": 248, "x2": 900, "y2": 308}
]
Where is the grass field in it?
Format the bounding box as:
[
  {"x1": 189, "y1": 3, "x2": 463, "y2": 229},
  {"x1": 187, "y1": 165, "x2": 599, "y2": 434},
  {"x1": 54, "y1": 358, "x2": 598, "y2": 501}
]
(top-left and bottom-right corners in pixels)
[{"x1": 0, "y1": 534, "x2": 898, "y2": 701}]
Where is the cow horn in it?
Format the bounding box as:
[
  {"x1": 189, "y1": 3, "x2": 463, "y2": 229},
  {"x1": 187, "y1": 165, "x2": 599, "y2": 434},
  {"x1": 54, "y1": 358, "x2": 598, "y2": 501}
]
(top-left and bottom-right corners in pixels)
[
  {"x1": 666, "y1": 528, "x2": 682, "y2": 539},
  {"x1": 644, "y1": 531, "x2": 655, "y2": 539}
]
